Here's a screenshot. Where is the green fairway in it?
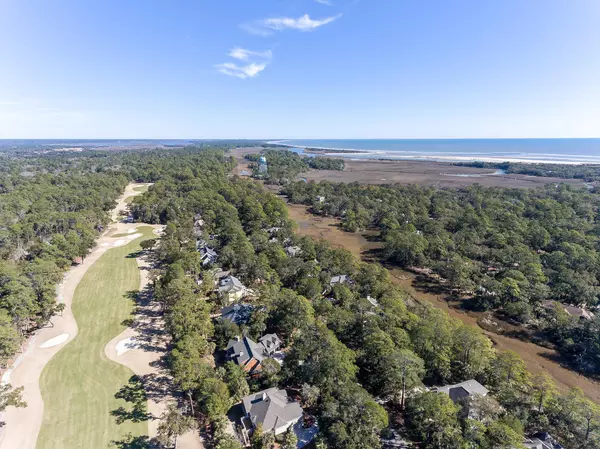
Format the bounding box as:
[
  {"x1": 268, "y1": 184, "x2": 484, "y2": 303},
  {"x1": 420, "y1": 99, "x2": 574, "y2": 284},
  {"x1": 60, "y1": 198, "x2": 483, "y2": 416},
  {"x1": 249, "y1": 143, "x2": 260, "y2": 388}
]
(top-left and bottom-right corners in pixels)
[
  {"x1": 37, "y1": 227, "x2": 155, "y2": 449},
  {"x1": 133, "y1": 185, "x2": 149, "y2": 193}
]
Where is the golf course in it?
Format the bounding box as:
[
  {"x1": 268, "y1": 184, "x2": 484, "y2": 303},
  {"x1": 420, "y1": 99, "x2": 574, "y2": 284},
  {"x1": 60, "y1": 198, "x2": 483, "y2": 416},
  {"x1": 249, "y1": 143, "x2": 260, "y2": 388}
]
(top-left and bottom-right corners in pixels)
[{"x1": 36, "y1": 226, "x2": 156, "y2": 449}]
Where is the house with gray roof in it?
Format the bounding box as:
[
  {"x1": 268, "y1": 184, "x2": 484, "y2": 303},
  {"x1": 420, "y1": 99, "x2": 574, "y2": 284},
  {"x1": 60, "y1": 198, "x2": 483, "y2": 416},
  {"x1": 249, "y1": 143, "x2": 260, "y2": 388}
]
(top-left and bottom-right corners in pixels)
[
  {"x1": 330, "y1": 274, "x2": 350, "y2": 286},
  {"x1": 226, "y1": 334, "x2": 282, "y2": 374},
  {"x1": 218, "y1": 275, "x2": 249, "y2": 302},
  {"x1": 239, "y1": 388, "x2": 303, "y2": 444},
  {"x1": 199, "y1": 246, "x2": 218, "y2": 266},
  {"x1": 220, "y1": 303, "x2": 254, "y2": 325},
  {"x1": 434, "y1": 379, "x2": 489, "y2": 402}
]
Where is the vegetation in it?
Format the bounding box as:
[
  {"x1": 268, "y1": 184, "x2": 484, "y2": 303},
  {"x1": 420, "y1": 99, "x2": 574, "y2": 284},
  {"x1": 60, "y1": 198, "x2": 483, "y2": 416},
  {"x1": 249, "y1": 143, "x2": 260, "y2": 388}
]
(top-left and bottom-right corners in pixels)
[
  {"x1": 127, "y1": 149, "x2": 600, "y2": 449},
  {"x1": 37, "y1": 228, "x2": 156, "y2": 449},
  {"x1": 284, "y1": 180, "x2": 600, "y2": 375},
  {"x1": 245, "y1": 149, "x2": 344, "y2": 184},
  {"x1": 457, "y1": 160, "x2": 600, "y2": 182},
  {"x1": 3, "y1": 145, "x2": 600, "y2": 448}
]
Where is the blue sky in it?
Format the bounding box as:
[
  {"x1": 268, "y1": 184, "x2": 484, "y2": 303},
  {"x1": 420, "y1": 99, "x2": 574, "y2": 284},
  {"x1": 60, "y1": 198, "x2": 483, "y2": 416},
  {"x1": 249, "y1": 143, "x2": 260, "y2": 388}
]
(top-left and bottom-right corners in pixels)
[{"x1": 0, "y1": 0, "x2": 599, "y2": 139}]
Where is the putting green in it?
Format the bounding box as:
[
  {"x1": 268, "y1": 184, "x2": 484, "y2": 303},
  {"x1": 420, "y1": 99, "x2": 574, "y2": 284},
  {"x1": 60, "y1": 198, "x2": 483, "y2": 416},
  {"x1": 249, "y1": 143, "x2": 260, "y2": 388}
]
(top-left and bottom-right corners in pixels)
[{"x1": 37, "y1": 226, "x2": 155, "y2": 449}]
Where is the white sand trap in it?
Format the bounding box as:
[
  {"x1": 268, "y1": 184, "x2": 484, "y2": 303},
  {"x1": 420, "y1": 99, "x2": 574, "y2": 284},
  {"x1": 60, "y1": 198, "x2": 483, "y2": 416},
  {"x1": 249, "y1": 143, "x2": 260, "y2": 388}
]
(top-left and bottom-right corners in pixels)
[
  {"x1": 127, "y1": 228, "x2": 137, "y2": 234},
  {"x1": 112, "y1": 239, "x2": 126, "y2": 247},
  {"x1": 2, "y1": 368, "x2": 12, "y2": 384},
  {"x1": 115, "y1": 337, "x2": 139, "y2": 356},
  {"x1": 127, "y1": 233, "x2": 143, "y2": 240},
  {"x1": 101, "y1": 242, "x2": 110, "y2": 247},
  {"x1": 40, "y1": 334, "x2": 69, "y2": 348}
]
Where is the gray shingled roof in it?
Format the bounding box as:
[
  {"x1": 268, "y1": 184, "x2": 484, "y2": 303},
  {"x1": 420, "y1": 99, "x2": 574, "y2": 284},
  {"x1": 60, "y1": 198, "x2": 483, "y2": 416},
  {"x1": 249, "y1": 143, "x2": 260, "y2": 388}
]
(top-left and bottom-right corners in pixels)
[
  {"x1": 242, "y1": 388, "x2": 303, "y2": 433},
  {"x1": 219, "y1": 275, "x2": 245, "y2": 294},
  {"x1": 220, "y1": 303, "x2": 253, "y2": 325},
  {"x1": 226, "y1": 336, "x2": 266, "y2": 367},
  {"x1": 435, "y1": 379, "x2": 489, "y2": 402}
]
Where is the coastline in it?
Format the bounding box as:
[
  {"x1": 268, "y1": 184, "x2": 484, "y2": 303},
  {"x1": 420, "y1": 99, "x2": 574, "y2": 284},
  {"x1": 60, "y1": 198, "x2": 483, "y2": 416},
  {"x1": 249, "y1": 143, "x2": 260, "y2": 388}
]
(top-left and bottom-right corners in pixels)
[{"x1": 265, "y1": 139, "x2": 600, "y2": 165}]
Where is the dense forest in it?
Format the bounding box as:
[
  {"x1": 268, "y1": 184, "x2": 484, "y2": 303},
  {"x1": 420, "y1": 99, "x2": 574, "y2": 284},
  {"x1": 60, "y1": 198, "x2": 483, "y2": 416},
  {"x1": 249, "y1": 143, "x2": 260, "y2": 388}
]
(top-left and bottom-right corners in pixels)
[
  {"x1": 3, "y1": 146, "x2": 600, "y2": 448},
  {"x1": 129, "y1": 150, "x2": 600, "y2": 449},
  {"x1": 457, "y1": 161, "x2": 600, "y2": 182},
  {"x1": 283, "y1": 180, "x2": 600, "y2": 376},
  {"x1": 245, "y1": 149, "x2": 344, "y2": 184}
]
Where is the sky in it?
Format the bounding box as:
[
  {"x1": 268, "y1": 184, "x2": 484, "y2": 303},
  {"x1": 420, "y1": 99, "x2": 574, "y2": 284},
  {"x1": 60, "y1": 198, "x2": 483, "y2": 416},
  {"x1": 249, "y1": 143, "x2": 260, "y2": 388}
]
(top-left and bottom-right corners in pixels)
[{"x1": 0, "y1": 0, "x2": 599, "y2": 139}]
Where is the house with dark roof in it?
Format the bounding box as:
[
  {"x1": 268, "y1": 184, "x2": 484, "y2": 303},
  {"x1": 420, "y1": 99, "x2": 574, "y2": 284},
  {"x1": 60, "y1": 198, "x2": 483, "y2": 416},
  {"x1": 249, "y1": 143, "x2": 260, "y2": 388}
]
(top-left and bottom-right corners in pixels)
[
  {"x1": 239, "y1": 388, "x2": 303, "y2": 445},
  {"x1": 226, "y1": 334, "x2": 282, "y2": 374},
  {"x1": 434, "y1": 379, "x2": 490, "y2": 421},
  {"x1": 199, "y1": 246, "x2": 218, "y2": 266},
  {"x1": 218, "y1": 275, "x2": 249, "y2": 302},
  {"x1": 220, "y1": 303, "x2": 254, "y2": 325},
  {"x1": 434, "y1": 379, "x2": 489, "y2": 402}
]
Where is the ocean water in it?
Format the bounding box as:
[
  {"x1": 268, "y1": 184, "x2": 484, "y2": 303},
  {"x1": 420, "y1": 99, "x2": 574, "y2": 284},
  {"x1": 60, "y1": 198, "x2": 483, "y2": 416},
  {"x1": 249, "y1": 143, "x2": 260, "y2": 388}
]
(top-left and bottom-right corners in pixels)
[{"x1": 271, "y1": 139, "x2": 600, "y2": 164}]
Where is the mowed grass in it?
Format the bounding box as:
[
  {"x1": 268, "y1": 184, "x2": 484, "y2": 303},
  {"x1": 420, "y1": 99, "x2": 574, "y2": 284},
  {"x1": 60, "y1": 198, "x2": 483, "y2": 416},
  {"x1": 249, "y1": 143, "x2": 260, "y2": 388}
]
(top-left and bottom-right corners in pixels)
[
  {"x1": 133, "y1": 185, "x2": 149, "y2": 193},
  {"x1": 37, "y1": 226, "x2": 156, "y2": 449}
]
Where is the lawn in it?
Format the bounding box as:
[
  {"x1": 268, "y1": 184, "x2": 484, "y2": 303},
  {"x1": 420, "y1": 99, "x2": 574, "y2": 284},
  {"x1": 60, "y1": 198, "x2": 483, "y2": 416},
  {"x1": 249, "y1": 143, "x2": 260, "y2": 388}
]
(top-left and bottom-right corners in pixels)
[
  {"x1": 133, "y1": 185, "x2": 149, "y2": 193},
  {"x1": 37, "y1": 226, "x2": 156, "y2": 449}
]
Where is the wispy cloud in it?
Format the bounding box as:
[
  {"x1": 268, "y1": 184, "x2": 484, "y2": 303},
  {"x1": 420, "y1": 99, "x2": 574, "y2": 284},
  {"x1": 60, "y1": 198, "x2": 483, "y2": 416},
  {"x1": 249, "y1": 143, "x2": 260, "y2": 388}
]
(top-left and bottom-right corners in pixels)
[
  {"x1": 217, "y1": 47, "x2": 272, "y2": 79},
  {"x1": 228, "y1": 47, "x2": 272, "y2": 62},
  {"x1": 315, "y1": 0, "x2": 333, "y2": 5},
  {"x1": 215, "y1": 62, "x2": 268, "y2": 79},
  {"x1": 242, "y1": 13, "x2": 342, "y2": 35}
]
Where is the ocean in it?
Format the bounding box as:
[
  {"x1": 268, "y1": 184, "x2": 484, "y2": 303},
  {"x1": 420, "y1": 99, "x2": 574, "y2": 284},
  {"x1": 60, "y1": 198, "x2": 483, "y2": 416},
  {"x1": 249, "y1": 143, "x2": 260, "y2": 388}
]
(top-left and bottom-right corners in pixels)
[{"x1": 270, "y1": 139, "x2": 600, "y2": 164}]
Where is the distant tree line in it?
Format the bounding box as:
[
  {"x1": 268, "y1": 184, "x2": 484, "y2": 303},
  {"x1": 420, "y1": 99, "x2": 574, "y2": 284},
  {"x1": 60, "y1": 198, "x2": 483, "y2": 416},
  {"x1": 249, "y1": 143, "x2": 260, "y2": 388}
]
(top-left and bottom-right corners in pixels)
[{"x1": 457, "y1": 161, "x2": 600, "y2": 182}]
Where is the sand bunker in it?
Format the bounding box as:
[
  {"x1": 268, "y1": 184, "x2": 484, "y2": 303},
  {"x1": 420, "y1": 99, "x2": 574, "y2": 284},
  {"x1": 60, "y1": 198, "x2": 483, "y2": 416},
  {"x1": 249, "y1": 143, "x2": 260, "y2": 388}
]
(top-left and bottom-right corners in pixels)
[
  {"x1": 40, "y1": 334, "x2": 70, "y2": 348},
  {"x1": 115, "y1": 337, "x2": 139, "y2": 356},
  {"x1": 127, "y1": 228, "x2": 137, "y2": 234}
]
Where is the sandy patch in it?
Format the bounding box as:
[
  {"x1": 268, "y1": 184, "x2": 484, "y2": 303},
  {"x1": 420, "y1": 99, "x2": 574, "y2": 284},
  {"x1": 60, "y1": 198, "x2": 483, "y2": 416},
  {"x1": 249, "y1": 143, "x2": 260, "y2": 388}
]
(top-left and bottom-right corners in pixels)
[
  {"x1": 112, "y1": 239, "x2": 126, "y2": 247},
  {"x1": 39, "y1": 334, "x2": 69, "y2": 349},
  {"x1": 115, "y1": 337, "x2": 138, "y2": 356},
  {"x1": 127, "y1": 228, "x2": 137, "y2": 234}
]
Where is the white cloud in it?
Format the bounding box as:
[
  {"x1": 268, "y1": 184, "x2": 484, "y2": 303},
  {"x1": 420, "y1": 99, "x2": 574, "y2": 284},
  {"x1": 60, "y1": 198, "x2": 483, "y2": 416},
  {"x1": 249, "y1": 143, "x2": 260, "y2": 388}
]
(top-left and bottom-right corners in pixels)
[
  {"x1": 215, "y1": 62, "x2": 268, "y2": 79},
  {"x1": 263, "y1": 14, "x2": 342, "y2": 31},
  {"x1": 217, "y1": 47, "x2": 272, "y2": 79},
  {"x1": 228, "y1": 47, "x2": 272, "y2": 62},
  {"x1": 315, "y1": 0, "x2": 333, "y2": 5},
  {"x1": 241, "y1": 13, "x2": 342, "y2": 35}
]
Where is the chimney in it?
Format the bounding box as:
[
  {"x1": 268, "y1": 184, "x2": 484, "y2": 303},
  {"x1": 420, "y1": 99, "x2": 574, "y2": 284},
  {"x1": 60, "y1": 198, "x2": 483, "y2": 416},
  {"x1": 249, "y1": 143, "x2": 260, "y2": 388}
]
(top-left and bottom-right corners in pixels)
[
  {"x1": 262, "y1": 392, "x2": 268, "y2": 402},
  {"x1": 239, "y1": 351, "x2": 244, "y2": 357}
]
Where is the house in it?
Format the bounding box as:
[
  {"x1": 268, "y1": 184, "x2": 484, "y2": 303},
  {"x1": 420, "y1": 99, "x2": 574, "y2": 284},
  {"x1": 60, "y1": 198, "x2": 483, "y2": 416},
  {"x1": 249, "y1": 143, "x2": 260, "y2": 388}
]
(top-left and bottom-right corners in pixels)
[
  {"x1": 218, "y1": 275, "x2": 248, "y2": 302},
  {"x1": 286, "y1": 246, "x2": 303, "y2": 257},
  {"x1": 330, "y1": 275, "x2": 350, "y2": 286},
  {"x1": 225, "y1": 334, "x2": 282, "y2": 374},
  {"x1": 199, "y1": 246, "x2": 218, "y2": 266},
  {"x1": 259, "y1": 334, "x2": 282, "y2": 356},
  {"x1": 541, "y1": 300, "x2": 595, "y2": 320},
  {"x1": 239, "y1": 388, "x2": 303, "y2": 445},
  {"x1": 434, "y1": 379, "x2": 489, "y2": 403},
  {"x1": 220, "y1": 303, "x2": 254, "y2": 325}
]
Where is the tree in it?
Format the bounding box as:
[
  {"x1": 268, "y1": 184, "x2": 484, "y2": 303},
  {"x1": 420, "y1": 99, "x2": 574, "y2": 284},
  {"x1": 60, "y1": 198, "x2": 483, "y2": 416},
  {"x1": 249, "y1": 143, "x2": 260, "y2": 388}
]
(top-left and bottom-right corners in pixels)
[
  {"x1": 223, "y1": 362, "x2": 249, "y2": 403},
  {"x1": 484, "y1": 421, "x2": 525, "y2": 449},
  {"x1": 405, "y1": 391, "x2": 462, "y2": 449},
  {"x1": 301, "y1": 383, "x2": 320, "y2": 408},
  {"x1": 156, "y1": 402, "x2": 195, "y2": 449},
  {"x1": 451, "y1": 325, "x2": 494, "y2": 380},
  {"x1": 531, "y1": 372, "x2": 557, "y2": 413},
  {"x1": 198, "y1": 378, "x2": 231, "y2": 421},
  {"x1": 281, "y1": 427, "x2": 298, "y2": 449}
]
